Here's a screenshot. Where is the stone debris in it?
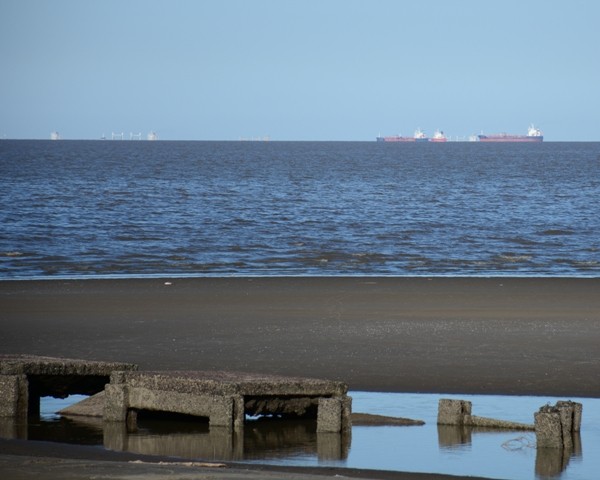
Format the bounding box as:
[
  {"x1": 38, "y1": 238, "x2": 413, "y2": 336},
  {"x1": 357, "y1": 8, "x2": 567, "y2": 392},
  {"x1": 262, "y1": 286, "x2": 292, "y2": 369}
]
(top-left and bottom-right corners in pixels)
[
  {"x1": 437, "y1": 399, "x2": 533, "y2": 430},
  {"x1": 351, "y1": 412, "x2": 425, "y2": 426}
]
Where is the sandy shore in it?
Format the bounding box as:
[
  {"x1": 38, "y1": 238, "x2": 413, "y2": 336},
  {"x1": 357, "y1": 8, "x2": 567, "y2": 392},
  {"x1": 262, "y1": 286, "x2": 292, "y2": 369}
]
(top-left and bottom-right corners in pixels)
[
  {"x1": 1, "y1": 276, "x2": 599, "y2": 479},
  {"x1": 2, "y1": 276, "x2": 599, "y2": 396}
]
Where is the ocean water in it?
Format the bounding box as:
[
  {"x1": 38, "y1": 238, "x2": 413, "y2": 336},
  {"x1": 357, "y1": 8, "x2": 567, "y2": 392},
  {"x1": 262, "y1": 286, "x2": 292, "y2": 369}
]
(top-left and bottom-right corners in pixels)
[{"x1": 1, "y1": 140, "x2": 599, "y2": 279}]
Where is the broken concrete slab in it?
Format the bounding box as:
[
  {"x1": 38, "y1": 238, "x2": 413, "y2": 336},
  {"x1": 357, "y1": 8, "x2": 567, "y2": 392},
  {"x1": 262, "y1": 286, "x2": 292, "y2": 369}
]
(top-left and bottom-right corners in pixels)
[
  {"x1": 104, "y1": 370, "x2": 351, "y2": 434},
  {"x1": 0, "y1": 354, "x2": 137, "y2": 418},
  {"x1": 59, "y1": 391, "x2": 105, "y2": 417},
  {"x1": 350, "y1": 412, "x2": 425, "y2": 426},
  {"x1": 437, "y1": 399, "x2": 534, "y2": 430}
]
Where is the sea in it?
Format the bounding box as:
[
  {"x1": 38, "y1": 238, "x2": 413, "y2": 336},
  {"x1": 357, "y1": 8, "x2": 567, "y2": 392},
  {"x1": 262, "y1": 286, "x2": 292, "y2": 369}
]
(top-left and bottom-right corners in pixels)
[{"x1": 1, "y1": 139, "x2": 599, "y2": 279}]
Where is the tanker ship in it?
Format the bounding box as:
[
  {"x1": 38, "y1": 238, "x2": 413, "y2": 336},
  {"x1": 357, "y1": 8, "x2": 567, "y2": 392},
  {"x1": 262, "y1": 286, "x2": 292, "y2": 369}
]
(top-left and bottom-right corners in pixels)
[
  {"x1": 376, "y1": 128, "x2": 430, "y2": 142},
  {"x1": 430, "y1": 129, "x2": 447, "y2": 142},
  {"x1": 478, "y1": 125, "x2": 543, "y2": 142}
]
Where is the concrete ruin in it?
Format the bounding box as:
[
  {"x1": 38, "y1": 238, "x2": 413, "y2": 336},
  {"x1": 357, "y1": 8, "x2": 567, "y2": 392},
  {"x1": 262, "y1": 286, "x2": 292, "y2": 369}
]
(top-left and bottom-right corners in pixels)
[
  {"x1": 437, "y1": 396, "x2": 585, "y2": 477},
  {"x1": 437, "y1": 399, "x2": 534, "y2": 430},
  {"x1": 534, "y1": 401, "x2": 583, "y2": 477},
  {"x1": 1, "y1": 355, "x2": 351, "y2": 435},
  {"x1": 534, "y1": 400, "x2": 582, "y2": 449},
  {"x1": 104, "y1": 370, "x2": 352, "y2": 434},
  {"x1": 0, "y1": 354, "x2": 137, "y2": 418}
]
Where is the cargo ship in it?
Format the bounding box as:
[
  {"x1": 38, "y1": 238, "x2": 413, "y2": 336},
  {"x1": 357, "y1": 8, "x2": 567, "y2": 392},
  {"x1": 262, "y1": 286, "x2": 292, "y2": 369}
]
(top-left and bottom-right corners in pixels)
[
  {"x1": 478, "y1": 125, "x2": 543, "y2": 142},
  {"x1": 430, "y1": 129, "x2": 447, "y2": 142},
  {"x1": 376, "y1": 128, "x2": 430, "y2": 142}
]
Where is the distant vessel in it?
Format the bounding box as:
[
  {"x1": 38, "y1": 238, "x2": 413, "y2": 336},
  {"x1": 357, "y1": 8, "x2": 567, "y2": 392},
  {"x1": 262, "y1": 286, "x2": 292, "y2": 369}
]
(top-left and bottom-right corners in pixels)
[
  {"x1": 147, "y1": 131, "x2": 158, "y2": 141},
  {"x1": 430, "y1": 130, "x2": 447, "y2": 143},
  {"x1": 478, "y1": 125, "x2": 543, "y2": 142},
  {"x1": 50, "y1": 131, "x2": 60, "y2": 140},
  {"x1": 376, "y1": 128, "x2": 430, "y2": 143}
]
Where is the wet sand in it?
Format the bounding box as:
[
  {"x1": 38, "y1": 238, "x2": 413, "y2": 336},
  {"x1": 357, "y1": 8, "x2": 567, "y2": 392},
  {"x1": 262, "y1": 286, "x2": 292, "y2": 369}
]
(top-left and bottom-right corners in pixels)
[
  {"x1": 1, "y1": 276, "x2": 599, "y2": 478},
  {"x1": 2, "y1": 276, "x2": 599, "y2": 396}
]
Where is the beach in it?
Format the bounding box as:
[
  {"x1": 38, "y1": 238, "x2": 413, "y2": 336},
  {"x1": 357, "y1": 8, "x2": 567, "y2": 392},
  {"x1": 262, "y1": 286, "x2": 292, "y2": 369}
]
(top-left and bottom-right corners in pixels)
[{"x1": 1, "y1": 276, "x2": 599, "y2": 479}]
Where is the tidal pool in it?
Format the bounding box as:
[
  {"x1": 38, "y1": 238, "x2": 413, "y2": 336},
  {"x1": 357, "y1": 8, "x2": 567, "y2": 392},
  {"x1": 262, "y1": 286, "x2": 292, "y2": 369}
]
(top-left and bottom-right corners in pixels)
[{"x1": 28, "y1": 392, "x2": 600, "y2": 480}]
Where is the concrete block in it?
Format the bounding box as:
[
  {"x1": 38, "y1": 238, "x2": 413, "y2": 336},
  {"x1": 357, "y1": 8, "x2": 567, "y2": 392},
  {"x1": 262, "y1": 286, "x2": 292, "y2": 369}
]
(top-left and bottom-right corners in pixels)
[
  {"x1": 127, "y1": 387, "x2": 234, "y2": 430},
  {"x1": 437, "y1": 399, "x2": 471, "y2": 425},
  {"x1": 232, "y1": 394, "x2": 245, "y2": 431},
  {"x1": 535, "y1": 409, "x2": 563, "y2": 448},
  {"x1": 317, "y1": 397, "x2": 342, "y2": 433},
  {"x1": 341, "y1": 395, "x2": 352, "y2": 432},
  {"x1": 0, "y1": 375, "x2": 20, "y2": 417},
  {"x1": 557, "y1": 404, "x2": 574, "y2": 449},
  {"x1": 104, "y1": 383, "x2": 129, "y2": 421},
  {"x1": 535, "y1": 401, "x2": 583, "y2": 450},
  {"x1": 0, "y1": 374, "x2": 28, "y2": 418},
  {"x1": 556, "y1": 400, "x2": 582, "y2": 432}
]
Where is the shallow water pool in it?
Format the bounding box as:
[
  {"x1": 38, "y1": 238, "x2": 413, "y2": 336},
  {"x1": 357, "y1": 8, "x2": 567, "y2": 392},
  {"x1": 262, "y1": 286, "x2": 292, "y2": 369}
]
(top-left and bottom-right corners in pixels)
[{"x1": 24, "y1": 392, "x2": 600, "y2": 480}]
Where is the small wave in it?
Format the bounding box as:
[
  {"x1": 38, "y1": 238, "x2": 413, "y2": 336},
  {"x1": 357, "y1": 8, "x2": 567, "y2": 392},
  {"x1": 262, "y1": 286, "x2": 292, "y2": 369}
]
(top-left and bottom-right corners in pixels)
[
  {"x1": 506, "y1": 237, "x2": 539, "y2": 246},
  {"x1": 166, "y1": 255, "x2": 189, "y2": 261},
  {"x1": 572, "y1": 260, "x2": 599, "y2": 268},
  {"x1": 494, "y1": 253, "x2": 534, "y2": 263},
  {"x1": 350, "y1": 252, "x2": 391, "y2": 263},
  {"x1": 540, "y1": 229, "x2": 575, "y2": 236},
  {"x1": 2, "y1": 251, "x2": 24, "y2": 257},
  {"x1": 114, "y1": 235, "x2": 164, "y2": 242}
]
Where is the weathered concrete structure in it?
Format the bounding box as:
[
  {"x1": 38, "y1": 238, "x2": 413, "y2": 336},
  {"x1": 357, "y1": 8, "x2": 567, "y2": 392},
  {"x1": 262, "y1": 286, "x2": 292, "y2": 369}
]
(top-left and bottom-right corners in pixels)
[
  {"x1": 104, "y1": 370, "x2": 351, "y2": 434},
  {"x1": 437, "y1": 399, "x2": 533, "y2": 430},
  {"x1": 0, "y1": 354, "x2": 137, "y2": 418},
  {"x1": 534, "y1": 401, "x2": 583, "y2": 477},
  {"x1": 535, "y1": 401, "x2": 582, "y2": 449}
]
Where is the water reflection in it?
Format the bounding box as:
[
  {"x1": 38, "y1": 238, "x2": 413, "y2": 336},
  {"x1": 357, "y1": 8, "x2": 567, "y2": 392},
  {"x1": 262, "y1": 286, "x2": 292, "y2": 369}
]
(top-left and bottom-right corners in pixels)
[
  {"x1": 0, "y1": 414, "x2": 104, "y2": 445},
  {"x1": 2, "y1": 413, "x2": 350, "y2": 463},
  {"x1": 0, "y1": 418, "x2": 27, "y2": 440},
  {"x1": 104, "y1": 421, "x2": 239, "y2": 459},
  {"x1": 437, "y1": 424, "x2": 472, "y2": 449},
  {"x1": 104, "y1": 418, "x2": 349, "y2": 461},
  {"x1": 437, "y1": 423, "x2": 583, "y2": 477},
  {"x1": 535, "y1": 432, "x2": 582, "y2": 478}
]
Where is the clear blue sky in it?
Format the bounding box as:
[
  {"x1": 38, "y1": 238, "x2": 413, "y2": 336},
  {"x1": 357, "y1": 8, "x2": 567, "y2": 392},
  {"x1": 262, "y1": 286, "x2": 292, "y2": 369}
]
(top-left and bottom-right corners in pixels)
[{"x1": 1, "y1": 0, "x2": 598, "y2": 141}]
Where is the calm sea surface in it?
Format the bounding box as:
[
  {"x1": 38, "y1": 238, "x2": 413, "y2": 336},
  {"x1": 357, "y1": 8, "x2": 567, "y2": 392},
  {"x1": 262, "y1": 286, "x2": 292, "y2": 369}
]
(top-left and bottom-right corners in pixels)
[{"x1": 1, "y1": 140, "x2": 599, "y2": 279}]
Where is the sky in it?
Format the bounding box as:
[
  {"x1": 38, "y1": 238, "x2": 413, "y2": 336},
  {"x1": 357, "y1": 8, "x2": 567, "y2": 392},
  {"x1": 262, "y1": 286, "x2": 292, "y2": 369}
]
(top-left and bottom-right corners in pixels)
[{"x1": 1, "y1": 0, "x2": 599, "y2": 141}]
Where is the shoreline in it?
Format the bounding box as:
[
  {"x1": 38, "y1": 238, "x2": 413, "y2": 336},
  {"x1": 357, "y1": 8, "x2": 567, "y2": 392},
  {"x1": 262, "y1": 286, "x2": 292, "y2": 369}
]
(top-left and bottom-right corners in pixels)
[{"x1": 3, "y1": 272, "x2": 600, "y2": 281}]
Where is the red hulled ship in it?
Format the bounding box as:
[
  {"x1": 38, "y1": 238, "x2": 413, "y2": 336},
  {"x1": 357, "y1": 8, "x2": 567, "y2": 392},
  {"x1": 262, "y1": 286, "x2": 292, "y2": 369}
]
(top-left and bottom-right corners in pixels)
[
  {"x1": 376, "y1": 128, "x2": 430, "y2": 142},
  {"x1": 478, "y1": 125, "x2": 543, "y2": 142},
  {"x1": 430, "y1": 130, "x2": 447, "y2": 142}
]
